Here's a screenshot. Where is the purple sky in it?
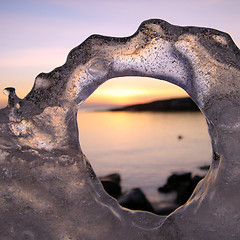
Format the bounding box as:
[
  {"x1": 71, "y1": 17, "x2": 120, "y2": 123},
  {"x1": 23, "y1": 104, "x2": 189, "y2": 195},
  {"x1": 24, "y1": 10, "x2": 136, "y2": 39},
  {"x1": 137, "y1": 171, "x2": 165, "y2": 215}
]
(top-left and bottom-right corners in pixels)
[{"x1": 0, "y1": 0, "x2": 240, "y2": 108}]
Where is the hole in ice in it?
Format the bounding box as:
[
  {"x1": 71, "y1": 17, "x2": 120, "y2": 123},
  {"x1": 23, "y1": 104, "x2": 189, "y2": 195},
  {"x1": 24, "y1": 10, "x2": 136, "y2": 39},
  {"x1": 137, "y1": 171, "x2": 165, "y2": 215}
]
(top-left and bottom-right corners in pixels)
[{"x1": 78, "y1": 77, "x2": 212, "y2": 215}]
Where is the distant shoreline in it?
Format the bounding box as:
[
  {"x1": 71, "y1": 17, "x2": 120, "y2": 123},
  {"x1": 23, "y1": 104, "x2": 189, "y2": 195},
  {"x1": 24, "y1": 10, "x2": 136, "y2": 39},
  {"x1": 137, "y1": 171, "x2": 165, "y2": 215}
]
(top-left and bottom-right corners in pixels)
[{"x1": 108, "y1": 97, "x2": 200, "y2": 112}]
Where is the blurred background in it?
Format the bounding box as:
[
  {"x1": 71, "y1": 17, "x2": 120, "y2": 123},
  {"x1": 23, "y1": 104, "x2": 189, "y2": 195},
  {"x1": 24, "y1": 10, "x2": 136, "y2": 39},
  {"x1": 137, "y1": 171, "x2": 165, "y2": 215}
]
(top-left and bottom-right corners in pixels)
[{"x1": 0, "y1": 0, "x2": 239, "y2": 212}]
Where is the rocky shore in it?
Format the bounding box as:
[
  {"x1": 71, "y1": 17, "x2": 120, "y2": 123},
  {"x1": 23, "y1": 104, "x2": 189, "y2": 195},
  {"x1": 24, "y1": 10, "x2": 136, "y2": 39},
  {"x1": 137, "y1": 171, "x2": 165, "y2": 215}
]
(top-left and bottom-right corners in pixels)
[
  {"x1": 99, "y1": 165, "x2": 209, "y2": 215},
  {"x1": 109, "y1": 97, "x2": 200, "y2": 112}
]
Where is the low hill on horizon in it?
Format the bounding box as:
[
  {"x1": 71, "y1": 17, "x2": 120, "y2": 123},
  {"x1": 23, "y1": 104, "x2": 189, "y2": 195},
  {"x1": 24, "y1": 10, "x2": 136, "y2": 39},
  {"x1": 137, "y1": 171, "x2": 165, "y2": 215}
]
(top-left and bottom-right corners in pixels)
[{"x1": 109, "y1": 97, "x2": 200, "y2": 112}]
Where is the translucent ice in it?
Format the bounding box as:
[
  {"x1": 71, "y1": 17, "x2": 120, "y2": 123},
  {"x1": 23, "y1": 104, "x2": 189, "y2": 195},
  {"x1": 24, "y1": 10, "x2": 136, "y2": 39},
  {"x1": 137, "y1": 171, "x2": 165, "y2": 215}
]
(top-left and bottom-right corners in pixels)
[{"x1": 0, "y1": 19, "x2": 239, "y2": 239}]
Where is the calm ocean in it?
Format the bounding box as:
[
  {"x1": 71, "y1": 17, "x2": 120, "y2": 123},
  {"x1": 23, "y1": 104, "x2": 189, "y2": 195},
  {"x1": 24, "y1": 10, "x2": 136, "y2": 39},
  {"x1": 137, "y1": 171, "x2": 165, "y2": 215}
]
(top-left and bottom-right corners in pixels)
[{"x1": 77, "y1": 110, "x2": 212, "y2": 202}]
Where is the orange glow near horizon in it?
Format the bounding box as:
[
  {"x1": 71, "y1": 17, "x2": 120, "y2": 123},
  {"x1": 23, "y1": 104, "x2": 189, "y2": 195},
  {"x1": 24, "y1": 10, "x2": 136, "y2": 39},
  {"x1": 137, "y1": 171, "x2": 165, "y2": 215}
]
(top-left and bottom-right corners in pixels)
[
  {"x1": 85, "y1": 88, "x2": 188, "y2": 106},
  {"x1": 0, "y1": 77, "x2": 189, "y2": 109},
  {"x1": 84, "y1": 77, "x2": 188, "y2": 106}
]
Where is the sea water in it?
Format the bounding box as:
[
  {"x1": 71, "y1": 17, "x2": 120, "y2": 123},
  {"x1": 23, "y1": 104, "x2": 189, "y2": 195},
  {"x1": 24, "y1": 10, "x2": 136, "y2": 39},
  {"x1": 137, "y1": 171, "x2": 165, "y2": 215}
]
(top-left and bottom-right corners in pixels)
[{"x1": 78, "y1": 110, "x2": 212, "y2": 202}]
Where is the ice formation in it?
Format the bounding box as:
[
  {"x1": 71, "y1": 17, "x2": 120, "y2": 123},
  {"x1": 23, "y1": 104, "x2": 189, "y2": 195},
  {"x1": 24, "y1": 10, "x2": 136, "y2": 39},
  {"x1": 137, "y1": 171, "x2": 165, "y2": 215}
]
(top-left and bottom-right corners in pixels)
[{"x1": 0, "y1": 19, "x2": 239, "y2": 239}]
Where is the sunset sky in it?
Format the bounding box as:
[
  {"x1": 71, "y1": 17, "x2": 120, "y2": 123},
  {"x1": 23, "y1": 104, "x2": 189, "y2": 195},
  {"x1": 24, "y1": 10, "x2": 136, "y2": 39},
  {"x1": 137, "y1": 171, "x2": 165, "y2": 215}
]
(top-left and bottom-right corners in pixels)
[{"x1": 0, "y1": 0, "x2": 240, "y2": 109}]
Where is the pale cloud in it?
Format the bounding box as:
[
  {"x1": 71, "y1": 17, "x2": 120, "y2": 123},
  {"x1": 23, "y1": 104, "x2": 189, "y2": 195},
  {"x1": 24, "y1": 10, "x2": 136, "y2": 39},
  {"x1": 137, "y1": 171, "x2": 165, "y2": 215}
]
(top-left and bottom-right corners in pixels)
[{"x1": 0, "y1": 48, "x2": 69, "y2": 68}]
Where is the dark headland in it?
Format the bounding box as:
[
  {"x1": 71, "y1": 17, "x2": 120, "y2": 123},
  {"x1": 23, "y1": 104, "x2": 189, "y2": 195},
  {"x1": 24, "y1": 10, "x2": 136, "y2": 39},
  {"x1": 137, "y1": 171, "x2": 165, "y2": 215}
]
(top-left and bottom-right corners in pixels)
[{"x1": 109, "y1": 97, "x2": 200, "y2": 112}]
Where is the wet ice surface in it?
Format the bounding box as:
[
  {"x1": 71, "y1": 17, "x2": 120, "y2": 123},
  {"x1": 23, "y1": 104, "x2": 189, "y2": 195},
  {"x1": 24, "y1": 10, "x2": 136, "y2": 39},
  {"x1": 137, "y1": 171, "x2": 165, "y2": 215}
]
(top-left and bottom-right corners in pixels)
[{"x1": 0, "y1": 19, "x2": 240, "y2": 239}]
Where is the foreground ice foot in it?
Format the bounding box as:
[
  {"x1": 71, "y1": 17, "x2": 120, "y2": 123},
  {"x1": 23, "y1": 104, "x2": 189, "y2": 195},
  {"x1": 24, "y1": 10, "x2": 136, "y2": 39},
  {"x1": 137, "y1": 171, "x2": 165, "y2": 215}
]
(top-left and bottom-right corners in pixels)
[{"x1": 0, "y1": 19, "x2": 239, "y2": 239}]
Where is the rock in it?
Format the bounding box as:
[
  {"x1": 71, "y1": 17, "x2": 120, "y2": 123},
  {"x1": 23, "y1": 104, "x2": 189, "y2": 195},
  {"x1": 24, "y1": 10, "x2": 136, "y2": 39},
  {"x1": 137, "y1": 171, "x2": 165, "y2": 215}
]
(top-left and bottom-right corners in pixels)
[
  {"x1": 175, "y1": 175, "x2": 204, "y2": 205},
  {"x1": 118, "y1": 188, "x2": 154, "y2": 213},
  {"x1": 158, "y1": 173, "x2": 204, "y2": 205},
  {"x1": 158, "y1": 172, "x2": 192, "y2": 193},
  {"x1": 100, "y1": 173, "x2": 121, "y2": 185},
  {"x1": 99, "y1": 173, "x2": 122, "y2": 198},
  {"x1": 178, "y1": 135, "x2": 183, "y2": 140},
  {"x1": 199, "y1": 165, "x2": 210, "y2": 171},
  {"x1": 109, "y1": 97, "x2": 199, "y2": 112}
]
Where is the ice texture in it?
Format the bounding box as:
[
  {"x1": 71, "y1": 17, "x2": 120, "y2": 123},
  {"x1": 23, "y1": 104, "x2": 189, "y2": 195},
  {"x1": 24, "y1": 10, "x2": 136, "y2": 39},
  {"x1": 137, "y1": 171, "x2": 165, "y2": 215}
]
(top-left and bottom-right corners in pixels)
[{"x1": 0, "y1": 19, "x2": 240, "y2": 239}]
